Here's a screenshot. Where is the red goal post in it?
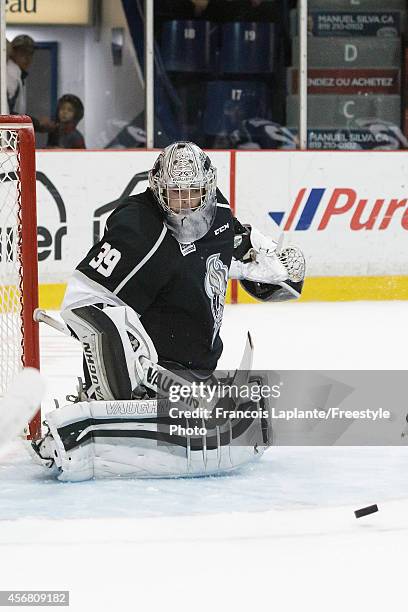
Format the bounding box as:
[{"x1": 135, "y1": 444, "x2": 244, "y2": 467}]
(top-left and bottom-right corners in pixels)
[{"x1": 0, "y1": 115, "x2": 40, "y2": 439}]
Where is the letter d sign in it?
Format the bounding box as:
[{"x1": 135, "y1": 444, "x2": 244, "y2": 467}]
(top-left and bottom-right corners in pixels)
[{"x1": 345, "y1": 44, "x2": 357, "y2": 62}]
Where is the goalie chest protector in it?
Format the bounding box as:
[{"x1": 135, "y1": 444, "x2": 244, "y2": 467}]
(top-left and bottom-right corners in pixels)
[{"x1": 77, "y1": 188, "x2": 235, "y2": 372}]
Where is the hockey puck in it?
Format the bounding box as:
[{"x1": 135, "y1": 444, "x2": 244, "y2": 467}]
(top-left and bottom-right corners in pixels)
[{"x1": 354, "y1": 504, "x2": 378, "y2": 519}]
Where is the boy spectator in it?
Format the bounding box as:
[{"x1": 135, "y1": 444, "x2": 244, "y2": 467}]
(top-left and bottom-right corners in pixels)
[{"x1": 47, "y1": 94, "x2": 86, "y2": 149}]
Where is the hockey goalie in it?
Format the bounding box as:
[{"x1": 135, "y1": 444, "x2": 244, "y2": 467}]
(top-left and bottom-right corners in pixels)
[{"x1": 32, "y1": 142, "x2": 305, "y2": 481}]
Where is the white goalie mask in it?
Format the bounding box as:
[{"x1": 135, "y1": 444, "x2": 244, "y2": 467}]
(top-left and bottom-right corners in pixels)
[{"x1": 149, "y1": 142, "x2": 217, "y2": 243}]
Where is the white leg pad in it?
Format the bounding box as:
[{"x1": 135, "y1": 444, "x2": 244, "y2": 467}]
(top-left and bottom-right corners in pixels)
[{"x1": 39, "y1": 398, "x2": 269, "y2": 482}]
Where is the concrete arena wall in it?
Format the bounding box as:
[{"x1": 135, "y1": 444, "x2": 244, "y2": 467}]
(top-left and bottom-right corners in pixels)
[{"x1": 33, "y1": 149, "x2": 408, "y2": 310}]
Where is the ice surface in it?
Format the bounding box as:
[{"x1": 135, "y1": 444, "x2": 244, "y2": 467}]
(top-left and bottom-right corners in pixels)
[{"x1": 1, "y1": 302, "x2": 408, "y2": 611}]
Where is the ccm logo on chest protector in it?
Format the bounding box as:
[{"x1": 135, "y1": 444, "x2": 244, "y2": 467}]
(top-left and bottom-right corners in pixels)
[{"x1": 214, "y1": 223, "x2": 229, "y2": 236}]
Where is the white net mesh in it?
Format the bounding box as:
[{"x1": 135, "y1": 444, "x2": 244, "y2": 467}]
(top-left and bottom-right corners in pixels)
[{"x1": 0, "y1": 129, "x2": 23, "y2": 398}]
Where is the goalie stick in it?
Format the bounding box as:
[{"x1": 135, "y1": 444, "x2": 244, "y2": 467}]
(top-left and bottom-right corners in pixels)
[{"x1": 0, "y1": 369, "x2": 45, "y2": 452}]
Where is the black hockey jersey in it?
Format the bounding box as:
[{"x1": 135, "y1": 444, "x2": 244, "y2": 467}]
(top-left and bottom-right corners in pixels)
[{"x1": 77, "y1": 188, "x2": 237, "y2": 372}]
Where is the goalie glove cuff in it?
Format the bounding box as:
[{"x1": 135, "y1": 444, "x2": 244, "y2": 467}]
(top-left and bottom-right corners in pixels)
[
  {"x1": 249, "y1": 227, "x2": 278, "y2": 257},
  {"x1": 229, "y1": 252, "x2": 288, "y2": 284},
  {"x1": 233, "y1": 224, "x2": 279, "y2": 263}
]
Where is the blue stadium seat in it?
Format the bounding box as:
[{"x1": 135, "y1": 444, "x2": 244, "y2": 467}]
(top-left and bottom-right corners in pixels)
[
  {"x1": 219, "y1": 22, "x2": 275, "y2": 74},
  {"x1": 161, "y1": 20, "x2": 213, "y2": 72},
  {"x1": 203, "y1": 81, "x2": 269, "y2": 136}
]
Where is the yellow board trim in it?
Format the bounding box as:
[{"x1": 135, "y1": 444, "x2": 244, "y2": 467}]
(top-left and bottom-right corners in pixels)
[
  {"x1": 38, "y1": 276, "x2": 408, "y2": 311},
  {"x1": 236, "y1": 276, "x2": 408, "y2": 303},
  {"x1": 39, "y1": 284, "x2": 67, "y2": 310}
]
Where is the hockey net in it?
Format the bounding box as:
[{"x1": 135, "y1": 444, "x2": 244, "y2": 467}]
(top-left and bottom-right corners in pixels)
[{"x1": 0, "y1": 116, "x2": 40, "y2": 438}]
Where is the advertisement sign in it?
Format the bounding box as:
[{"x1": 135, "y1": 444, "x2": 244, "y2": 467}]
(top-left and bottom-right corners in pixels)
[
  {"x1": 308, "y1": 10, "x2": 402, "y2": 37},
  {"x1": 32, "y1": 149, "x2": 408, "y2": 305},
  {"x1": 6, "y1": 0, "x2": 92, "y2": 25},
  {"x1": 291, "y1": 9, "x2": 402, "y2": 37},
  {"x1": 306, "y1": 127, "x2": 407, "y2": 150},
  {"x1": 289, "y1": 68, "x2": 400, "y2": 95},
  {"x1": 235, "y1": 151, "x2": 408, "y2": 278}
]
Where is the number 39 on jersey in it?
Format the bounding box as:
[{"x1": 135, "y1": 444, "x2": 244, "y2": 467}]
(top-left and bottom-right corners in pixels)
[{"x1": 89, "y1": 242, "x2": 121, "y2": 277}]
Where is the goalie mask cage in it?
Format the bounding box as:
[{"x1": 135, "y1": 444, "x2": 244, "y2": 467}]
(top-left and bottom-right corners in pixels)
[{"x1": 0, "y1": 116, "x2": 40, "y2": 439}]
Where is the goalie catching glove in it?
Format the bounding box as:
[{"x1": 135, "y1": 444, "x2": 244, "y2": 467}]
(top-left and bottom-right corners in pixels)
[{"x1": 230, "y1": 225, "x2": 305, "y2": 301}]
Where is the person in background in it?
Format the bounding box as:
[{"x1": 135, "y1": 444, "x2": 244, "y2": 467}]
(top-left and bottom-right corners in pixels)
[
  {"x1": 219, "y1": 0, "x2": 277, "y2": 21},
  {"x1": 7, "y1": 35, "x2": 54, "y2": 132},
  {"x1": 156, "y1": 0, "x2": 276, "y2": 20},
  {"x1": 191, "y1": 0, "x2": 211, "y2": 17},
  {"x1": 47, "y1": 94, "x2": 86, "y2": 149},
  {"x1": 156, "y1": 0, "x2": 215, "y2": 19}
]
